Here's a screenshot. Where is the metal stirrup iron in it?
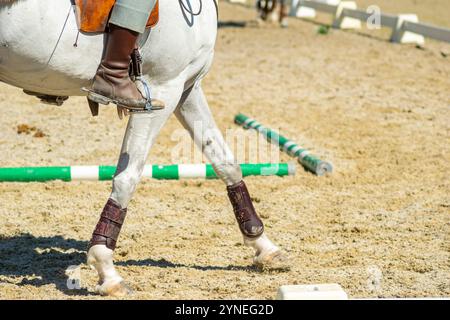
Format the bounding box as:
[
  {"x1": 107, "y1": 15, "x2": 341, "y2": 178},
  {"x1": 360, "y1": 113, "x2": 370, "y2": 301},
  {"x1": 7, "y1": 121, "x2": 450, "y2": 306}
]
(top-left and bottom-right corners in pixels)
[{"x1": 129, "y1": 48, "x2": 160, "y2": 113}]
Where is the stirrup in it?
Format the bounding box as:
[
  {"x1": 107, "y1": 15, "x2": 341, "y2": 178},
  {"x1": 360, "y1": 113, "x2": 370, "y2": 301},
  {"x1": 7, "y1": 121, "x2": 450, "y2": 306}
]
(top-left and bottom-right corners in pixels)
[
  {"x1": 129, "y1": 77, "x2": 164, "y2": 113},
  {"x1": 127, "y1": 48, "x2": 164, "y2": 113}
]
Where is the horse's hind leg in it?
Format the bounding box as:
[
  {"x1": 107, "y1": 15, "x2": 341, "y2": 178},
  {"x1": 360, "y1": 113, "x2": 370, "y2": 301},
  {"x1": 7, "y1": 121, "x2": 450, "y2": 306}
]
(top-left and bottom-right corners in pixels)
[
  {"x1": 87, "y1": 89, "x2": 182, "y2": 296},
  {"x1": 175, "y1": 84, "x2": 290, "y2": 270}
]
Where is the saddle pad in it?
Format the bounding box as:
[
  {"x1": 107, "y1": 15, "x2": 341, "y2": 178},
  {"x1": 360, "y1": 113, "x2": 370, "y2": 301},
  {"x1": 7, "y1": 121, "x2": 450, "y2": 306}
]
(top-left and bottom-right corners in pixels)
[{"x1": 74, "y1": 0, "x2": 159, "y2": 33}]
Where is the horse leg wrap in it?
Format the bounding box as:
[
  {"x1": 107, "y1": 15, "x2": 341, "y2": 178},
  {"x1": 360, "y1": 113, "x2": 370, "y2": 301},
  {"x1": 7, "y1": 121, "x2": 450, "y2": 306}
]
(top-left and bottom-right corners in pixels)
[
  {"x1": 89, "y1": 199, "x2": 127, "y2": 251},
  {"x1": 227, "y1": 181, "x2": 264, "y2": 238}
]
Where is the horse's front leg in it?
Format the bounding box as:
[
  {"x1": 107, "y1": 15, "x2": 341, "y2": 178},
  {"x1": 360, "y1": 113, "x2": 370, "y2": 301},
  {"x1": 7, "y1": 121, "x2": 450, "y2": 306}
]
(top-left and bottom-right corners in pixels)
[
  {"x1": 175, "y1": 84, "x2": 290, "y2": 270},
  {"x1": 87, "y1": 99, "x2": 177, "y2": 296}
]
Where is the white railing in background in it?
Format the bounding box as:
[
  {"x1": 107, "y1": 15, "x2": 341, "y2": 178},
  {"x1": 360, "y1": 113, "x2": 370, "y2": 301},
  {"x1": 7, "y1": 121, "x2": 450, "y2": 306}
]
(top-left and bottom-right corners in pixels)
[
  {"x1": 402, "y1": 20, "x2": 450, "y2": 43},
  {"x1": 290, "y1": 0, "x2": 450, "y2": 45},
  {"x1": 227, "y1": 0, "x2": 450, "y2": 45}
]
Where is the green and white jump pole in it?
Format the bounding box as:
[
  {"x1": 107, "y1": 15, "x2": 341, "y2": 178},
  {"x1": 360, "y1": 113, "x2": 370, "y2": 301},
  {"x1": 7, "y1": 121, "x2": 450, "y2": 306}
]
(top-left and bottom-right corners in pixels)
[
  {"x1": 234, "y1": 114, "x2": 333, "y2": 176},
  {"x1": 0, "y1": 163, "x2": 295, "y2": 182}
]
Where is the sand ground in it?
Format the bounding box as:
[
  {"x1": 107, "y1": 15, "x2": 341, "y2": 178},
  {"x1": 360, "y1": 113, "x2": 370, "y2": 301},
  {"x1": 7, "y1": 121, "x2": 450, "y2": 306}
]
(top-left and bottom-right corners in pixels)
[{"x1": 0, "y1": 1, "x2": 449, "y2": 299}]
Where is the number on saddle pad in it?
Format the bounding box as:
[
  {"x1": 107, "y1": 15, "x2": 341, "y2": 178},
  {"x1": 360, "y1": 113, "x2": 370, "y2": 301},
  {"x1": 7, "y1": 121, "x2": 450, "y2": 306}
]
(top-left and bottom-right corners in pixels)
[{"x1": 73, "y1": 0, "x2": 159, "y2": 33}]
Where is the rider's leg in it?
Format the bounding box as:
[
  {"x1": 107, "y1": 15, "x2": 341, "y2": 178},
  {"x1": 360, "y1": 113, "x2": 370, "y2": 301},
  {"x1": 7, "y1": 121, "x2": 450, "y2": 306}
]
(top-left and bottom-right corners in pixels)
[
  {"x1": 88, "y1": 0, "x2": 164, "y2": 110},
  {"x1": 109, "y1": 0, "x2": 157, "y2": 34}
]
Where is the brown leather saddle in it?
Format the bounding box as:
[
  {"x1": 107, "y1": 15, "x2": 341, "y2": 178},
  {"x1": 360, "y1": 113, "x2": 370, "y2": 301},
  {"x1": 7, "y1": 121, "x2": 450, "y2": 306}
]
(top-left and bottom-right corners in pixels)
[{"x1": 74, "y1": 0, "x2": 159, "y2": 33}]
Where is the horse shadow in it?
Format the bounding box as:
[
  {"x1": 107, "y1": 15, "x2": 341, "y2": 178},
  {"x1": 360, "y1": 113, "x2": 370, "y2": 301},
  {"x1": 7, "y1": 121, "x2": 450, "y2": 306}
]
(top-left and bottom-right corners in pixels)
[
  {"x1": 218, "y1": 21, "x2": 247, "y2": 28},
  {"x1": 0, "y1": 233, "x2": 259, "y2": 296},
  {"x1": 0, "y1": 233, "x2": 93, "y2": 296},
  {"x1": 116, "y1": 258, "x2": 257, "y2": 272}
]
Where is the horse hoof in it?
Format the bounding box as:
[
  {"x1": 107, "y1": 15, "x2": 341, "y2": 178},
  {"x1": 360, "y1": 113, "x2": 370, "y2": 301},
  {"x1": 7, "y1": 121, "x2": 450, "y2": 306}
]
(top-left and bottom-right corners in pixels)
[
  {"x1": 254, "y1": 249, "x2": 291, "y2": 271},
  {"x1": 97, "y1": 281, "x2": 133, "y2": 297}
]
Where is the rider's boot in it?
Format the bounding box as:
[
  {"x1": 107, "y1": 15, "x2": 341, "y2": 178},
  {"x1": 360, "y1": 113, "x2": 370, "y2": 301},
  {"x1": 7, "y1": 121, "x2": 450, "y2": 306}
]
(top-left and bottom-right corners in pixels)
[
  {"x1": 227, "y1": 180, "x2": 264, "y2": 238},
  {"x1": 87, "y1": 24, "x2": 164, "y2": 110}
]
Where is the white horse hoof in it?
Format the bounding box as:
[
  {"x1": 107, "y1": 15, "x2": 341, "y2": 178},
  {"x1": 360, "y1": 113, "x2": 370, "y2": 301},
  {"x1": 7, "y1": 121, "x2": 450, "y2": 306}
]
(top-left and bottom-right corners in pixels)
[
  {"x1": 96, "y1": 281, "x2": 133, "y2": 297},
  {"x1": 254, "y1": 249, "x2": 291, "y2": 271}
]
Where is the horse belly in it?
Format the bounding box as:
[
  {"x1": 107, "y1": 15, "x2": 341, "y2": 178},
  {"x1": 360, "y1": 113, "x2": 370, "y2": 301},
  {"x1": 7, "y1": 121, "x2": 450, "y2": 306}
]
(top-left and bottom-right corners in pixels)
[
  {"x1": 0, "y1": 50, "x2": 91, "y2": 96},
  {"x1": 0, "y1": 0, "x2": 101, "y2": 96}
]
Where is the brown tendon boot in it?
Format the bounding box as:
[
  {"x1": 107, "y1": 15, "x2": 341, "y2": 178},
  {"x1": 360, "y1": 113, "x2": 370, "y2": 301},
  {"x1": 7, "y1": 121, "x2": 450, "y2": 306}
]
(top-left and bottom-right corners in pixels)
[
  {"x1": 227, "y1": 181, "x2": 264, "y2": 238},
  {"x1": 89, "y1": 198, "x2": 127, "y2": 251},
  {"x1": 87, "y1": 24, "x2": 164, "y2": 110}
]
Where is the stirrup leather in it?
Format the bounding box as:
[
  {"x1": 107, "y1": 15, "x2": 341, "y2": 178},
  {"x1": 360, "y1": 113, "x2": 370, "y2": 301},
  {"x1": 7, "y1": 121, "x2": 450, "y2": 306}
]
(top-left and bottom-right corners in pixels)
[{"x1": 128, "y1": 48, "x2": 161, "y2": 113}]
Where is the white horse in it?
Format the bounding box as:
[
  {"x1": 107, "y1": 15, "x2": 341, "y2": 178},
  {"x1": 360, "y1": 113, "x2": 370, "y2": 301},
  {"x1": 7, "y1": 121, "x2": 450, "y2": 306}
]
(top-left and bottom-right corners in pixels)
[{"x1": 0, "y1": 0, "x2": 289, "y2": 296}]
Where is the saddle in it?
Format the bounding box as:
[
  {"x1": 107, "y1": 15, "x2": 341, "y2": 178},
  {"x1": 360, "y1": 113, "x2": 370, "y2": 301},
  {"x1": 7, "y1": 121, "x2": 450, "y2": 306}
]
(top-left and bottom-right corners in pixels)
[{"x1": 74, "y1": 0, "x2": 159, "y2": 33}]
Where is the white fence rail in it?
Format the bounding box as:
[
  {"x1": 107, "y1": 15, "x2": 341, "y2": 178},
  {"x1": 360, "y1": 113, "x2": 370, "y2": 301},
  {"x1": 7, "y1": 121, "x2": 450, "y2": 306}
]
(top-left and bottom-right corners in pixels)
[
  {"x1": 341, "y1": 8, "x2": 397, "y2": 28},
  {"x1": 298, "y1": 0, "x2": 336, "y2": 14},
  {"x1": 290, "y1": 0, "x2": 450, "y2": 45},
  {"x1": 402, "y1": 21, "x2": 450, "y2": 43},
  {"x1": 228, "y1": 0, "x2": 450, "y2": 45}
]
